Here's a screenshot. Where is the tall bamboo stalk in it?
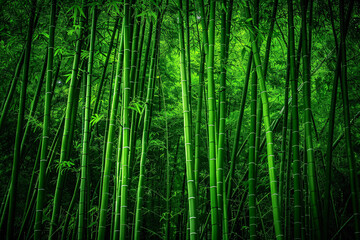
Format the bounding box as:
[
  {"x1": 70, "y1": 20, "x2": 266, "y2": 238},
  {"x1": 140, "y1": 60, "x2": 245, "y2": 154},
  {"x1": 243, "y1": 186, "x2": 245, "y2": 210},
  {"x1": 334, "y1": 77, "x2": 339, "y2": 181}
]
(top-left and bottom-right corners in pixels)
[
  {"x1": 159, "y1": 75, "x2": 172, "y2": 240},
  {"x1": 119, "y1": 0, "x2": 131, "y2": 239},
  {"x1": 194, "y1": 38, "x2": 205, "y2": 193},
  {"x1": 78, "y1": 4, "x2": 97, "y2": 240},
  {"x1": 288, "y1": 0, "x2": 302, "y2": 238},
  {"x1": 206, "y1": 1, "x2": 218, "y2": 239},
  {"x1": 248, "y1": 67, "x2": 257, "y2": 240},
  {"x1": 245, "y1": 1, "x2": 283, "y2": 239},
  {"x1": 48, "y1": 2, "x2": 86, "y2": 238},
  {"x1": 299, "y1": 0, "x2": 322, "y2": 238},
  {"x1": 34, "y1": 0, "x2": 56, "y2": 238},
  {"x1": 178, "y1": 0, "x2": 198, "y2": 239},
  {"x1": 133, "y1": 17, "x2": 160, "y2": 240},
  {"x1": 112, "y1": 98, "x2": 124, "y2": 240},
  {"x1": 278, "y1": 42, "x2": 289, "y2": 217},
  {"x1": 127, "y1": 11, "x2": 141, "y2": 186},
  {"x1": 184, "y1": 0, "x2": 192, "y2": 129},
  {"x1": 97, "y1": 21, "x2": 124, "y2": 240},
  {"x1": 217, "y1": 0, "x2": 227, "y2": 231},
  {"x1": 139, "y1": 20, "x2": 153, "y2": 101}
]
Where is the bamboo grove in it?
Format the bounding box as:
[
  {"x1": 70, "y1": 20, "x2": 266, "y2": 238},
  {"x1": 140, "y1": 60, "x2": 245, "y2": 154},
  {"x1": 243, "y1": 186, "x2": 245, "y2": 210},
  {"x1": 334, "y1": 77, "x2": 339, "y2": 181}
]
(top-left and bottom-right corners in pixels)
[{"x1": 0, "y1": 0, "x2": 360, "y2": 239}]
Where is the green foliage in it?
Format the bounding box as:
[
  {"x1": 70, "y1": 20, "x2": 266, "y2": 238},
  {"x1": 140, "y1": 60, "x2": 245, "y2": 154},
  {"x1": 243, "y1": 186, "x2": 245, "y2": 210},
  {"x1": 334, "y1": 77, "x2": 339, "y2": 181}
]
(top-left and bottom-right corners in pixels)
[{"x1": 1, "y1": 0, "x2": 360, "y2": 239}]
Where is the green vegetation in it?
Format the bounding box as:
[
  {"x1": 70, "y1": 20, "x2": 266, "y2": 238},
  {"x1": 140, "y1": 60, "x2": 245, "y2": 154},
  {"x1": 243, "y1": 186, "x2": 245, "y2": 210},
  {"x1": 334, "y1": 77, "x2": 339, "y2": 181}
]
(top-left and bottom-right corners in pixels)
[{"x1": 0, "y1": 0, "x2": 360, "y2": 239}]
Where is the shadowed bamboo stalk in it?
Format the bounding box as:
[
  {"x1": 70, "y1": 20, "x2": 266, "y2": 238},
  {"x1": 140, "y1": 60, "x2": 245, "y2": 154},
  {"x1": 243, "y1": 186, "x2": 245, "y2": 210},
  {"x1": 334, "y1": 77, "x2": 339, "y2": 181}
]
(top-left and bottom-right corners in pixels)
[
  {"x1": 249, "y1": 1, "x2": 260, "y2": 238},
  {"x1": 288, "y1": 0, "x2": 302, "y2": 238},
  {"x1": 61, "y1": 174, "x2": 80, "y2": 240},
  {"x1": 226, "y1": 53, "x2": 252, "y2": 200},
  {"x1": 278, "y1": 31, "x2": 289, "y2": 219},
  {"x1": 299, "y1": 0, "x2": 322, "y2": 238},
  {"x1": 0, "y1": 49, "x2": 25, "y2": 131},
  {"x1": 34, "y1": 0, "x2": 56, "y2": 238},
  {"x1": 338, "y1": 1, "x2": 360, "y2": 238},
  {"x1": 92, "y1": 16, "x2": 119, "y2": 117},
  {"x1": 6, "y1": 1, "x2": 36, "y2": 239},
  {"x1": 20, "y1": 50, "x2": 48, "y2": 156},
  {"x1": 48, "y1": 2, "x2": 86, "y2": 238},
  {"x1": 323, "y1": 1, "x2": 354, "y2": 238},
  {"x1": 194, "y1": 35, "x2": 204, "y2": 193}
]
